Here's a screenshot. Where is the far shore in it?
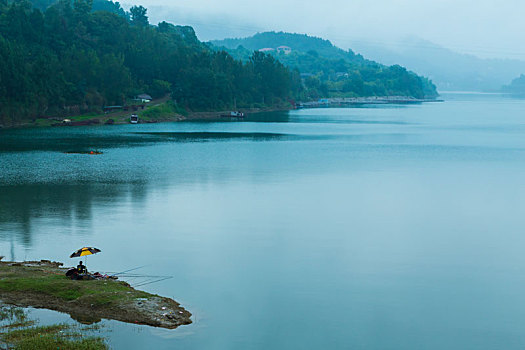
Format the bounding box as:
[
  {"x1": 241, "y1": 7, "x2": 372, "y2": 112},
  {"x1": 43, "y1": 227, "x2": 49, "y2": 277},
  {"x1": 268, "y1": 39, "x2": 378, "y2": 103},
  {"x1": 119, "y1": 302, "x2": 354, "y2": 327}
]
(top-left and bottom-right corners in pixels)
[
  {"x1": 0, "y1": 102, "x2": 292, "y2": 130},
  {"x1": 0, "y1": 95, "x2": 442, "y2": 130}
]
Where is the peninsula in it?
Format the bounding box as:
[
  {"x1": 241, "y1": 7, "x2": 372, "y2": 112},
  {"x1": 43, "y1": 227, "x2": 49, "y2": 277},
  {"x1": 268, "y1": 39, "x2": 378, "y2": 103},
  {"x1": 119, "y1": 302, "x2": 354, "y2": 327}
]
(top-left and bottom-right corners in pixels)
[{"x1": 0, "y1": 260, "x2": 192, "y2": 329}]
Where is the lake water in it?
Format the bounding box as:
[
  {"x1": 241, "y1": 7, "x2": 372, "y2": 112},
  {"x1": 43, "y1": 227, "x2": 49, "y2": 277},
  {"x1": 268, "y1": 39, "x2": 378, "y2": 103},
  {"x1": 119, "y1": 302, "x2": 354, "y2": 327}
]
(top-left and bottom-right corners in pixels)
[{"x1": 1, "y1": 93, "x2": 525, "y2": 349}]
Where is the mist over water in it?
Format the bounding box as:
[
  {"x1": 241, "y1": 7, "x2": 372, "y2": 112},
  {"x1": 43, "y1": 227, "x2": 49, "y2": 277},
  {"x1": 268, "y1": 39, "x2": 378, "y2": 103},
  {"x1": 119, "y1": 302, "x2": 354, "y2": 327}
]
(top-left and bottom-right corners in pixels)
[{"x1": 1, "y1": 93, "x2": 525, "y2": 349}]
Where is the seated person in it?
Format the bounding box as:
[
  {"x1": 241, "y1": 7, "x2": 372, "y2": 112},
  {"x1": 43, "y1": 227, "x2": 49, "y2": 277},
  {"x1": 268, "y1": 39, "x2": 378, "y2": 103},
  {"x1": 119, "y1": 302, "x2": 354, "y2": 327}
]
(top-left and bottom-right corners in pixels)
[{"x1": 77, "y1": 261, "x2": 87, "y2": 274}]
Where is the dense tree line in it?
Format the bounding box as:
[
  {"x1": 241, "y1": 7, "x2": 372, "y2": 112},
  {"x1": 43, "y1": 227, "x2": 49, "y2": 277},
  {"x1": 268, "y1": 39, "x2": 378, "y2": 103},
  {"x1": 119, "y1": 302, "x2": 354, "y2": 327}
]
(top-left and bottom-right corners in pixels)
[
  {"x1": 0, "y1": 0, "x2": 299, "y2": 125},
  {"x1": 212, "y1": 32, "x2": 438, "y2": 99}
]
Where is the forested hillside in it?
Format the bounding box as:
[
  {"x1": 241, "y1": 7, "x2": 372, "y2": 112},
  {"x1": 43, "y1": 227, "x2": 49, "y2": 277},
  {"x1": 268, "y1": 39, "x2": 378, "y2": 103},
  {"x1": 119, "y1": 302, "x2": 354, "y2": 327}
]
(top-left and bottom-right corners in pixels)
[
  {"x1": 0, "y1": 2, "x2": 438, "y2": 127},
  {"x1": 211, "y1": 32, "x2": 438, "y2": 100},
  {"x1": 0, "y1": 0, "x2": 298, "y2": 125}
]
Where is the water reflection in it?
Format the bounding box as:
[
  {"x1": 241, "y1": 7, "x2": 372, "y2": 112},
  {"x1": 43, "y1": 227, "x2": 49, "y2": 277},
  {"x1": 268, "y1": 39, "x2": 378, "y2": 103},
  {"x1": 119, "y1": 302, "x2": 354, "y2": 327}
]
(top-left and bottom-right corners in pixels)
[
  {"x1": 0, "y1": 128, "x2": 291, "y2": 153},
  {"x1": 135, "y1": 131, "x2": 288, "y2": 142},
  {"x1": 0, "y1": 183, "x2": 149, "y2": 248}
]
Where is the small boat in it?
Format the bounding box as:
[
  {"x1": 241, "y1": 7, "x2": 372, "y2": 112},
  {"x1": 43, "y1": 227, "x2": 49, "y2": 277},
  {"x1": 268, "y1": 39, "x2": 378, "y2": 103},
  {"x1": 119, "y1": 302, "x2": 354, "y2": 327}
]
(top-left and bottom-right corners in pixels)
[
  {"x1": 230, "y1": 111, "x2": 244, "y2": 118},
  {"x1": 130, "y1": 114, "x2": 139, "y2": 124},
  {"x1": 221, "y1": 111, "x2": 244, "y2": 118}
]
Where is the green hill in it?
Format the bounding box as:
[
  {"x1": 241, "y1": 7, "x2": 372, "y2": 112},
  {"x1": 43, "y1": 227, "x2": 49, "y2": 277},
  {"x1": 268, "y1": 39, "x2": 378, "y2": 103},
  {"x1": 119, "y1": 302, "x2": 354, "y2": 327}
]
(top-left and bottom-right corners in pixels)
[
  {"x1": 211, "y1": 32, "x2": 361, "y2": 61},
  {"x1": 211, "y1": 32, "x2": 438, "y2": 100}
]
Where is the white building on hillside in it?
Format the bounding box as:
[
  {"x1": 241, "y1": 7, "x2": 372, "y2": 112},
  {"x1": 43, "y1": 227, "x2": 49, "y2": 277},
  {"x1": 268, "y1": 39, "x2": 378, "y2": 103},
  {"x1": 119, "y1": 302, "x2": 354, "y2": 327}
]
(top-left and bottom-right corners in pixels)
[{"x1": 277, "y1": 46, "x2": 292, "y2": 54}]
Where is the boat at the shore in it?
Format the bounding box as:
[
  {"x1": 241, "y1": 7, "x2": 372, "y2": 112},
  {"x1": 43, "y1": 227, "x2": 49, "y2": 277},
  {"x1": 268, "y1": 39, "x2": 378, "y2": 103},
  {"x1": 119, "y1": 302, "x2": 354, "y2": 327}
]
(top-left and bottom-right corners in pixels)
[
  {"x1": 221, "y1": 111, "x2": 245, "y2": 118},
  {"x1": 130, "y1": 114, "x2": 139, "y2": 124}
]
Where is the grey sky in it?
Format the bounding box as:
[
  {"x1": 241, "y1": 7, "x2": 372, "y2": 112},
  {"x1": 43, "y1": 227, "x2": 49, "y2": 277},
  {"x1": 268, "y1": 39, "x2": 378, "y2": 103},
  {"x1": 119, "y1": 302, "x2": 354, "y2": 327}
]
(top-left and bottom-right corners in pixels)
[{"x1": 124, "y1": 0, "x2": 525, "y2": 60}]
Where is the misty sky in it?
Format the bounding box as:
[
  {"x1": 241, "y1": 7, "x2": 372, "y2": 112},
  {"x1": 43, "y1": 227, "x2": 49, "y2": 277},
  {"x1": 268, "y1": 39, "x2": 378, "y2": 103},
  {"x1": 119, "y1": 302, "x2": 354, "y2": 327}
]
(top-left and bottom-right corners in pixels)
[{"x1": 123, "y1": 0, "x2": 525, "y2": 60}]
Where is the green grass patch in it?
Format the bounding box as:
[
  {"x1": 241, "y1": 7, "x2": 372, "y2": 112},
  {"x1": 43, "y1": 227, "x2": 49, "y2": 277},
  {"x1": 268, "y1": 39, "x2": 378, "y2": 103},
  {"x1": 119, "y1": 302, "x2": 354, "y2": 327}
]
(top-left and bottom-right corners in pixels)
[
  {"x1": 69, "y1": 112, "x2": 101, "y2": 121},
  {"x1": 2, "y1": 324, "x2": 107, "y2": 350},
  {"x1": 2, "y1": 324, "x2": 68, "y2": 342},
  {"x1": 141, "y1": 101, "x2": 185, "y2": 120},
  {"x1": 0, "y1": 306, "x2": 107, "y2": 350},
  {"x1": 11, "y1": 334, "x2": 107, "y2": 350},
  {"x1": 0, "y1": 264, "x2": 154, "y2": 305}
]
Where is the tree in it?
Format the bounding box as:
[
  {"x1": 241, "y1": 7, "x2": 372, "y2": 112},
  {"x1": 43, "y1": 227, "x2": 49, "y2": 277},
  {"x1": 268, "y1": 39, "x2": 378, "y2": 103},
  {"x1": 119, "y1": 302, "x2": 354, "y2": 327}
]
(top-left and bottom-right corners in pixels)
[
  {"x1": 149, "y1": 80, "x2": 171, "y2": 98},
  {"x1": 129, "y1": 5, "x2": 148, "y2": 27},
  {"x1": 73, "y1": 0, "x2": 92, "y2": 18}
]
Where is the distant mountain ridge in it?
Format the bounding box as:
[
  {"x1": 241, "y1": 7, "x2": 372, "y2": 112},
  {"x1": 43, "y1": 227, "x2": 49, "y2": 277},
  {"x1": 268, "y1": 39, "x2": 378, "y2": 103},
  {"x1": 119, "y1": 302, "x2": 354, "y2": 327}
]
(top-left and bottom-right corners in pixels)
[
  {"x1": 212, "y1": 32, "x2": 357, "y2": 60},
  {"x1": 351, "y1": 37, "x2": 525, "y2": 92}
]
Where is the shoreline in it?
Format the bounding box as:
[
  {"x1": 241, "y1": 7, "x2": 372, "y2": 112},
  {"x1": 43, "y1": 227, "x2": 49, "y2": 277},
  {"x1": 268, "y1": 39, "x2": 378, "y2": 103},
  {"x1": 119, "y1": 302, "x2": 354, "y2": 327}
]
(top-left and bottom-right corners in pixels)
[
  {"x1": 0, "y1": 104, "x2": 293, "y2": 130},
  {"x1": 296, "y1": 96, "x2": 443, "y2": 109},
  {"x1": 0, "y1": 96, "x2": 442, "y2": 130},
  {"x1": 0, "y1": 260, "x2": 192, "y2": 329}
]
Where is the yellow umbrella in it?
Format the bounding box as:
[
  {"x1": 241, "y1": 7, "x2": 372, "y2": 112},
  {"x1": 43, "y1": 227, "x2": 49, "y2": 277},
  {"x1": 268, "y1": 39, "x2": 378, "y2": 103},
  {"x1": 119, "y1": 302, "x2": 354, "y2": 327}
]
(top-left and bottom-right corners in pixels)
[
  {"x1": 70, "y1": 247, "x2": 101, "y2": 258},
  {"x1": 70, "y1": 247, "x2": 101, "y2": 272}
]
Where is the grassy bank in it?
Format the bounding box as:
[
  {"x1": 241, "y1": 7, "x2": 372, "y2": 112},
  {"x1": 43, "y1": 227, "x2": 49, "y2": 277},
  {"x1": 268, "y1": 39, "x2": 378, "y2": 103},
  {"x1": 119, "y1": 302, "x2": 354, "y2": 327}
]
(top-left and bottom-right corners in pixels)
[
  {"x1": 0, "y1": 264, "x2": 149, "y2": 304},
  {"x1": 140, "y1": 101, "x2": 188, "y2": 121},
  {"x1": 0, "y1": 261, "x2": 191, "y2": 329}
]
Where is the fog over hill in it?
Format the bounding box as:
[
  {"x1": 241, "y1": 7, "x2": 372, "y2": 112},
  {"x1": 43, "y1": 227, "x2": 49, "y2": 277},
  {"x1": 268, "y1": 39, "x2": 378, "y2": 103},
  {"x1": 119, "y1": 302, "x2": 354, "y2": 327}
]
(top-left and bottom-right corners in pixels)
[
  {"x1": 350, "y1": 37, "x2": 525, "y2": 92},
  {"x1": 137, "y1": 2, "x2": 525, "y2": 92}
]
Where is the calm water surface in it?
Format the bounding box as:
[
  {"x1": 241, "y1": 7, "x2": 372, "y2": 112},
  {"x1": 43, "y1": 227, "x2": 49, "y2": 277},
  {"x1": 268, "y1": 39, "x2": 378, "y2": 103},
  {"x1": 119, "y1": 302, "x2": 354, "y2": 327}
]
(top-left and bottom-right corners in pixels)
[{"x1": 1, "y1": 93, "x2": 525, "y2": 349}]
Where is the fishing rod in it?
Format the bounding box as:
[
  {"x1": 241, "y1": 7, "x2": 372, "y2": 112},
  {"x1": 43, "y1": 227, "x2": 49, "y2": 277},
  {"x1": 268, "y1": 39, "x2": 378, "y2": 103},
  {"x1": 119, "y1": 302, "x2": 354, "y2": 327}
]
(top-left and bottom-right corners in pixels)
[
  {"x1": 113, "y1": 274, "x2": 169, "y2": 278},
  {"x1": 133, "y1": 276, "x2": 173, "y2": 288},
  {"x1": 105, "y1": 265, "x2": 172, "y2": 287},
  {"x1": 133, "y1": 277, "x2": 172, "y2": 288},
  {"x1": 132, "y1": 277, "x2": 157, "y2": 286},
  {"x1": 131, "y1": 275, "x2": 172, "y2": 284},
  {"x1": 108, "y1": 265, "x2": 149, "y2": 277},
  {"x1": 118, "y1": 274, "x2": 172, "y2": 286}
]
